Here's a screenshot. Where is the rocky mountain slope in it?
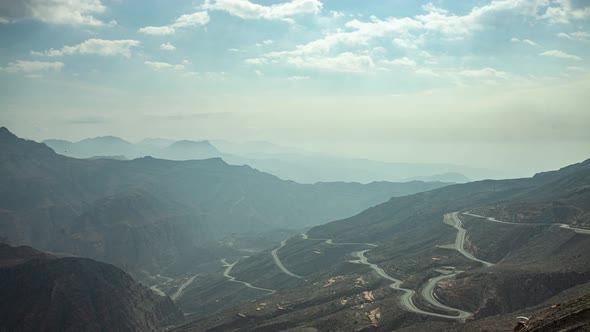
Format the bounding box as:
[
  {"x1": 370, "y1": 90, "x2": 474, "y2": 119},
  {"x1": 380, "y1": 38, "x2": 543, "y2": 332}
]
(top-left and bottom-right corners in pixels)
[
  {"x1": 171, "y1": 157, "x2": 590, "y2": 331},
  {"x1": 0, "y1": 243, "x2": 183, "y2": 332},
  {"x1": 0, "y1": 127, "x2": 449, "y2": 275}
]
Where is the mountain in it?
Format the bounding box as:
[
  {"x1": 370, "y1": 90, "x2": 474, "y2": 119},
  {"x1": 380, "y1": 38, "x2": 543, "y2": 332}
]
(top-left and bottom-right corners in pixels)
[
  {"x1": 43, "y1": 136, "x2": 489, "y2": 184},
  {"x1": 159, "y1": 140, "x2": 221, "y2": 160},
  {"x1": 171, "y1": 157, "x2": 590, "y2": 331},
  {"x1": 0, "y1": 243, "x2": 183, "y2": 332},
  {"x1": 406, "y1": 172, "x2": 471, "y2": 183},
  {"x1": 1, "y1": 127, "x2": 450, "y2": 275}
]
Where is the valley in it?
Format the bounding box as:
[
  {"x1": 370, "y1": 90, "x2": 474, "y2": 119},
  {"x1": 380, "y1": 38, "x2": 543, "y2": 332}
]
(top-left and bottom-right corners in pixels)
[{"x1": 1, "y1": 127, "x2": 590, "y2": 331}]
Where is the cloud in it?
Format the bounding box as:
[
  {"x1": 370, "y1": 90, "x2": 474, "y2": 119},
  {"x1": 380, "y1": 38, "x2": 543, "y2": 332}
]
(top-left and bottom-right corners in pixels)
[
  {"x1": 138, "y1": 11, "x2": 209, "y2": 35},
  {"x1": 393, "y1": 37, "x2": 423, "y2": 49},
  {"x1": 160, "y1": 43, "x2": 176, "y2": 51},
  {"x1": 0, "y1": 0, "x2": 112, "y2": 26},
  {"x1": 511, "y1": 37, "x2": 538, "y2": 46},
  {"x1": 415, "y1": 68, "x2": 440, "y2": 77},
  {"x1": 144, "y1": 61, "x2": 185, "y2": 71},
  {"x1": 567, "y1": 66, "x2": 586, "y2": 72},
  {"x1": 202, "y1": 0, "x2": 322, "y2": 21},
  {"x1": 31, "y1": 39, "x2": 140, "y2": 57},
  {"x1": 1, "y1": 60, "x2": 64, "y2": 73},
  {"x1": 558, "y1": 31, "x2": 590, "y2": 40},
  {"x1": 380, "y1": 57, "x2": 416, "y2": 67},
  {"x1": 256, "y1": 39, "x2": 274, "y2": 47},
  {"x1": 539, "y1": 49, "x2": 582, "y2": 60},
  {"x1": 245, "y1": 58, "x2": 269, "y2": 65},
  {"x1": 416, "y1": 0, "x2": 551, "y2": 36},
  {"x1": 228, "y1": 48, "x2": 245, "y2": 52},
  {"x1": 457, "y1": 67, "x2": 510, "y2": 79},
  {"x1": 286, "y1": 52, "x2": 375, "y2": 73},
  {"x1": 288, "y1": 75, "x2": 310, "y2": 80},
  {"x1": 138, "y1": 26, "x2": 176, "y2": 35},
  {"x1": 254, "y1": 70, "x2": 264, "y2": 76},
  {"x1": 251, "y1": 1, "x2": 553, "y2": 73},
  {"x1": 542, "y1": 0, "x2": 590, "y2": 24}
]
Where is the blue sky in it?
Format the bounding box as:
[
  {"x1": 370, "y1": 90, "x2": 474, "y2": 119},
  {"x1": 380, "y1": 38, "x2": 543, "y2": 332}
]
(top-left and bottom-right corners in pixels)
[{"x1": 1, "y1": 0, "x2": 589, "y2": 176}]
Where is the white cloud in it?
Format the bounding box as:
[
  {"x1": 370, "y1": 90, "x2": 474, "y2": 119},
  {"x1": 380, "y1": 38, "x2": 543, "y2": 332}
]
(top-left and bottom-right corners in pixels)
[
  {"x1": 393, "y1": 37, "x2": 422, "y2": 49},
  {"x1": 542, "y1": 0, "x2": 590, "y2": 24},
  {"x1": 228, "y1": 48, "x2": 245, "y2": 52},
  {"x1": 286, "y1": 52, "x2": 375, "y2": 73},
  {"x1": 0, "y1": 0, "x2": 111, "y2": 26},
  {"x1": 415, "y1": 68, "x2": 440, "y2": 77},
  {"x1": 510, "y1": 37, "x2": 538, "y2": 46},
  {"x1": 138, "y1": 26, "x2": 176, "y2": 35},
  {"x1": 32, "y1": 39, "x2": 140, "y2": 58},
  {"x1": 288, "y1": 75, "x2": 310, "y2": 80},
  {"x1": 255, "y1": 70, "x2": 264, "y2": 76},
  {"x1": 329, "y1": 10, "x2": 344, "y2": 18},
  {"x1": 567, "y1": 66, "x2": 586, "y2": 72},
  {"x1": 202, "y1": 0, "x2": 322, "y2": 21},
  {"x1": 144, "y1": 61, "x2": 185, "y2": 71},
  {"x1": 417, "y1": 0, "x2": 550, "y2": 36},
  {"x1": 540, "y1": 49, "x2": 582, "y2": 60},
  {"x1": 245, "y1": 58, "x2": 269, "y2": 64},
  {"x1": 380, "y1": 57, "x2": 416, "y2": 67},
  {"x1": 256, "y1": 39, "x2": 274, "y2": 46},
  {"x1": 138, "y1": 11, "x2": 209, "y2": 35},
  {"x1": 160, "y1": 43, "x2": 176, "y2": 51},
  {"x1": 173, "y1": 11, "x2": 210, "y2": 27},
  {"x1": 558, "y1": 31, "x2": 590, "y2": 40},
  {"x1": 457, "y1": 67, "x2": 510, "y2": 79},
  {"x1": 1, "y1": 60, "x2": 64, "y2": 73}
]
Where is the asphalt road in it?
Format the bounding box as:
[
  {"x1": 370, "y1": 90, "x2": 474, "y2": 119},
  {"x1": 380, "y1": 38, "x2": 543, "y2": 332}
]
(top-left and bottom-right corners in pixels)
[
  {"x1": 463, "y1": 212, "x2": 590, "y2": 235},
  {"x1": 444, "y1": 212, "x2": 494, "y2": 267},
  {"x1": 271, "y1": 240, "x2": 303, "y2": 279},
  {"x1": 171, "y1": 274, "x2": 200, "y2": 301},
  {"x1": 350, "y1": 250, "x2": 472, "y2": 320},
  {"x1": 221, "y1": 258, "x2": 277, "y2": 294}
]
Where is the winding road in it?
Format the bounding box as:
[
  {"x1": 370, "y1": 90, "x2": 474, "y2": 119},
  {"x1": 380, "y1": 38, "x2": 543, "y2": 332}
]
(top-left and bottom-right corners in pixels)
[
  {"x1": 463, "y1": 212, "x2": 590, "y2": 235},
  {"x1": 221, "y1": 258, "x2": 276, "y2": 294},
  {"x1": 269, "y1": 213, "x2": 497, "y2": 320},
  {"x1": 171, "y1": 274, "x2": 200, "y2": 301},
  {"x1": 350, "y1": 250, "x2": 473, "y2": 320},
  {"x1": 444, "y1": 212, "x2": 494, "y2": 267},
  {"x1": 149, "y1": 274, "x2": 175, "y2": 297},
  {"x1": 271, "y1": 240, "x2": 303, "y2": 279}
]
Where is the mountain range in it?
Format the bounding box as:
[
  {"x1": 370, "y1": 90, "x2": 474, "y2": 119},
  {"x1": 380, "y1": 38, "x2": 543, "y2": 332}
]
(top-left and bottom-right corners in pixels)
[
  {"x1": 3, "y1": 126, "x2": 589, "y2": 331},
  {"x1": 0, "y1": 127, "x2": 449, "y2": 277},
  {"x1": 170, "y1": 156, "x2": 590, "y2": 331},
  {"x1": 41, "y1": 136, "x2": 499, "y2": 183}
]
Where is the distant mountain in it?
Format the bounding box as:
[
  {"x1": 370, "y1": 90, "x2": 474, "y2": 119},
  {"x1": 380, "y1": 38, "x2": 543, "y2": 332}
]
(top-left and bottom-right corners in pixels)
[
  {"x1": 159, "y1": 140, "x2": 220, "y2": 160},
  {"x1": 0, "y1": 243, "x2": 183, "y2": 332},
  {"x1": 43, "y1": 136, "x2": 491, "y2": 184},
  {"x1": 2, "y1": 127, "x2": 450, "y2": 275},
  {"x1": 405, "y1": 172, "x2": 471, "y2": 183},
  {"x1": 173, "y1": 156, "x2": 590, "y2": 331}
]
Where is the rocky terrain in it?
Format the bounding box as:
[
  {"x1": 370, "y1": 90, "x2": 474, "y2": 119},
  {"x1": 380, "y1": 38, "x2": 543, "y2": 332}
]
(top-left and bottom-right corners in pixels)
[
  {"x1": 0, "y1": 243, "x2": 183, "y2": 332},
  {"x1": 170, "y1": 157, "x2": 590, "y2": 331},
  {"x1": 0, "y1": 127, "x2": 449, "y2": 275}
]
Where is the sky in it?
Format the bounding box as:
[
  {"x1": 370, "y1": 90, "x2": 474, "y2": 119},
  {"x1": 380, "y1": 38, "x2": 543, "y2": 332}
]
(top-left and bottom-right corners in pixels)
[{"x1": 0, "y1": 0, "x2": 589, "y2": 177}]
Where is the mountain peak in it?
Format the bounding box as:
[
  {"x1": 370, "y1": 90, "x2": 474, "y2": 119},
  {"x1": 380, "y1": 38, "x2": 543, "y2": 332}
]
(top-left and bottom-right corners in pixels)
[
  {"x1": 0, "y1": 127, "x2": 17, "y2": 140},
  {"x1": 169, "y1": 140, "x2": 214, "y2": 148},
  {"x1": 78, "y1": 136, "x2": 132, "y2": 145}
]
